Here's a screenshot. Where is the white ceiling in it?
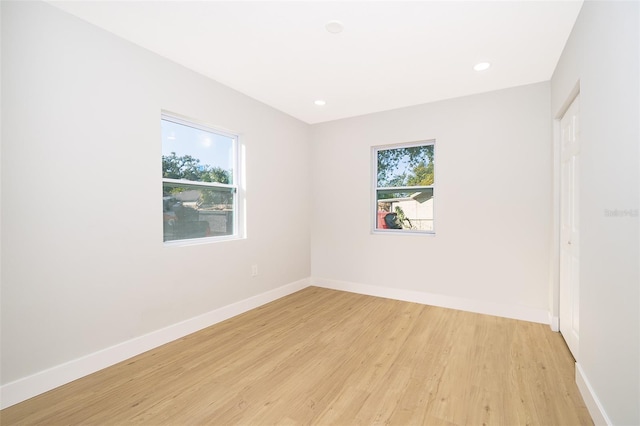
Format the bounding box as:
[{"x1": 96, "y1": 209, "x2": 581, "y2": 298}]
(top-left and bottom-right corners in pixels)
[{"x1": 49, "y1": 1, "x2": 583, "y2": 124}]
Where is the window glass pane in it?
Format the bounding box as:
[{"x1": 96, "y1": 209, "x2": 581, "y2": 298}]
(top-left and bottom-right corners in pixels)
[
  {"x1": 376, "y1": 188, "x2": 434, "y2": 231},
  {"x1": 163, "y1": 183, "x2": 234, "y2": 242},
  {"x1": 377, "y1": 144, "x2": 434, "y2": 188},
  {"x1": 161, "y1": 118, "x2": 235, "y2": 184}
]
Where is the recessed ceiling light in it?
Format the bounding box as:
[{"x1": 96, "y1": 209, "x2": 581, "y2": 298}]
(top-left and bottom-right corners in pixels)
[
  {"x1": 325, "y1": 20, "x2": 344, "y2": 34},
  {"x1": 314, "y1": 99, "x2": 326, "y2": 106},
  {"x1": 474, "y1": 62, "x2": 491, "y2": 72}
]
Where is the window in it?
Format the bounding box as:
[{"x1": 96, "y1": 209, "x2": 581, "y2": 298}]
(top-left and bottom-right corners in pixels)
[
  {"x1": 161, "y1": 113, "x2": 239, "y2": 243},
  {"x1": 373, "y1": 141, "x2": 435, "y2": 233}
]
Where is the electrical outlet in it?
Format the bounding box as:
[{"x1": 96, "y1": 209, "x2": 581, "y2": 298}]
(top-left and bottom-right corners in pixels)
[{"x1": 251, "y1": 265, "x2": 258, "y2": 277}]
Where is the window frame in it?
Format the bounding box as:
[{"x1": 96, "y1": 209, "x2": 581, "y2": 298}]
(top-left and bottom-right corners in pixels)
[
  {"x1": 161, "y1": 112, "x2": 242, "y2": 245},
  {"x1": 372, "y1": 140, "x2": 436, "y2": 235}
]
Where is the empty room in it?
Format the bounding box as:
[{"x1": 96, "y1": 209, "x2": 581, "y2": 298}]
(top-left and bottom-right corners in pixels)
[{"x1": 1, "y1": 0, "x2": 638, "y2": 425}]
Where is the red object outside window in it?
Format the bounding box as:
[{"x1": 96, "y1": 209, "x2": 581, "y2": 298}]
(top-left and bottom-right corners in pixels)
[{"x1": 377, "y1": 211, "x2": 389, "y2": 229}]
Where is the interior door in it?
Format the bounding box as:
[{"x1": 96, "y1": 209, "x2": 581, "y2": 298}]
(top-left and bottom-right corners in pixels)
[{"x1": 559, "y1": 94, "x2": 580, "y2": 359}]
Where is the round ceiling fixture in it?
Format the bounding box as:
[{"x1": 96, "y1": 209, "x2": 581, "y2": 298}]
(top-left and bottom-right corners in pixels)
[
  {"x1": 474, "y1": 62, "x2": 491, "y2": 71},
  {"x1": 325, "y1": 20, "x2": 344, "y2": 34},
  {"x1": 314, "y1": 99, "x2": 326, "y2": 106}
]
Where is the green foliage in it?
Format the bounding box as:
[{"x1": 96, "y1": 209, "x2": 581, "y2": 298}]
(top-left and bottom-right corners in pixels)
[
  {"x1": 377, "y1": 145, "x2": 434, "y2": 187},
  {"x1": 162, "y1": 152, "x2": 233, "y2": 207},
  {"x1": 394, "y1": 206, "x2": 414, "y2": 229},
  {"x1": 163, "y1": 153, "x2": 201, "y2": 181},
  {"x1": 162, "y1": 152, "x2": 231, "y2": 184},
  {"x1": 406, "y1": 161, "x2": 434, "y2": 186}
]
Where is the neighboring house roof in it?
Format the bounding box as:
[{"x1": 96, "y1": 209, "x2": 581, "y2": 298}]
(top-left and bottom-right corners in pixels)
[{"x1": 379, "y1": 188, "x2": 434, "y2": 204}]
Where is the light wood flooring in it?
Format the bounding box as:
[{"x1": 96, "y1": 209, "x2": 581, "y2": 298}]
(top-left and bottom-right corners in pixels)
[{"x1": 1, "y1": 287, "x2": 592, "y2": 425}]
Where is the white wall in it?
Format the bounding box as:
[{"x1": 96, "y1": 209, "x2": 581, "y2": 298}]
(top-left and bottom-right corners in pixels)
[
  {"x1": 1, "y1": 0, "x2": 310, "y2": 388},
  {"x1": 310, "y1": 82, "x2": 552, "y2": 320},
  {"x1": 551, "y1": 1, "x2": 639, "y2": 424}
]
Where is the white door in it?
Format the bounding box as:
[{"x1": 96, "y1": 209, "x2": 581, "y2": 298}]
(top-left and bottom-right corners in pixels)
[{"x1": 559, "y1": 94, "x2": 580, "y2": 359}]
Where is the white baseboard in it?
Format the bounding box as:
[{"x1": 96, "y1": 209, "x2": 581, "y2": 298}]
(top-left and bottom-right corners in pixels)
[
  {"x1": 311, "y1": 277, "x2": 550, "y2": 325},
  {"x1": 549, "y1": 313, "x2": 560, "y2": 332},
  {"x1": 575, "y1": 363, "x2": 612, "y2": 426},
  {"x1": 0, "y1": 278, "x2": 310, "y2": 409}
]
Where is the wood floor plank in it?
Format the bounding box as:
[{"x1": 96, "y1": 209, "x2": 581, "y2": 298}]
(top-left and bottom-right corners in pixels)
[{"x1": 1, "y1": 287, "x2": 592, "y2": 425}]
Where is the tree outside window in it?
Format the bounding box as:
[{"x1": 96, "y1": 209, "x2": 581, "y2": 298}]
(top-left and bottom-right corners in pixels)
[{"x1": 374, "y1": 142, "x2": 435, "y2": 233}]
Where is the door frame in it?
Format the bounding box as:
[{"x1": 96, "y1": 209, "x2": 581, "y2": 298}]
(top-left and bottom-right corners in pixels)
[{"x1": 550, "y1": 81, "x2": 580, "y2": 334}]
